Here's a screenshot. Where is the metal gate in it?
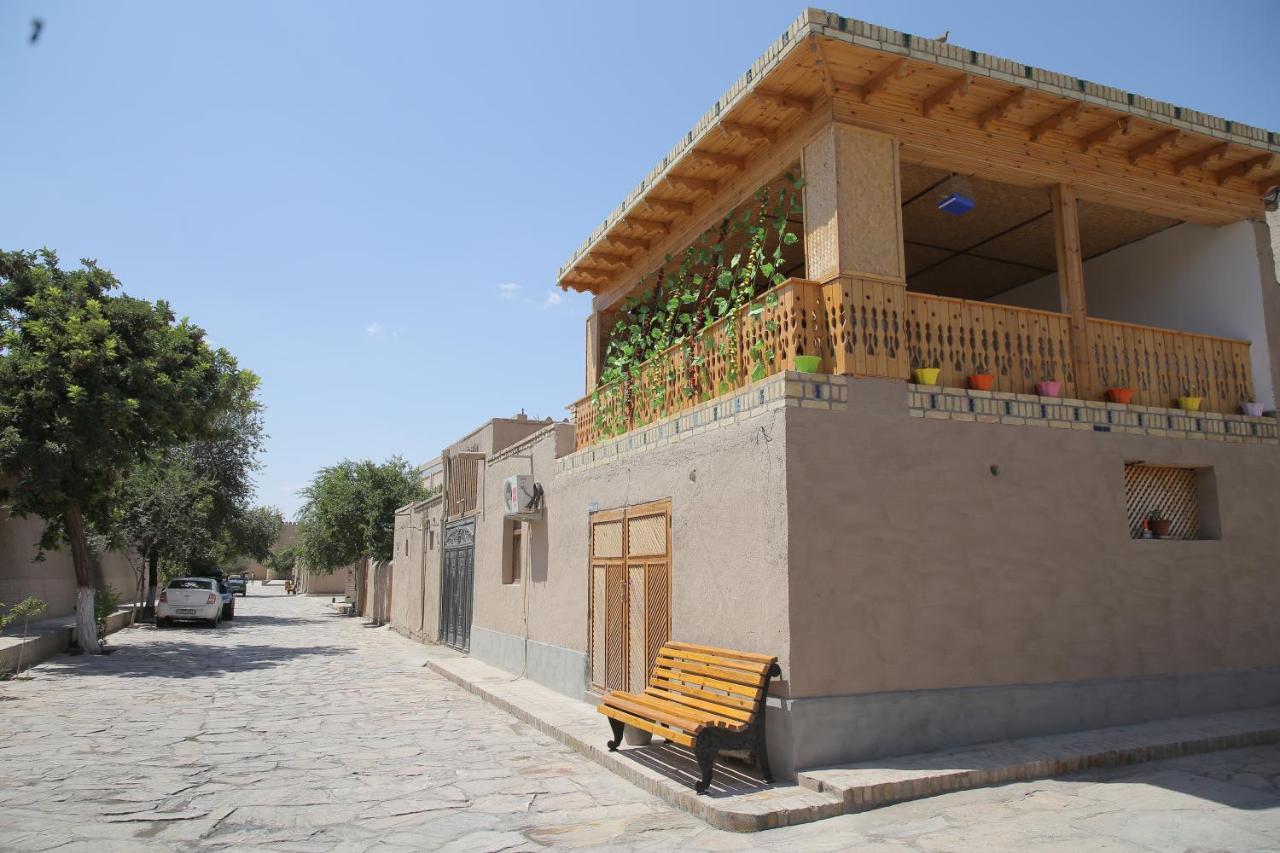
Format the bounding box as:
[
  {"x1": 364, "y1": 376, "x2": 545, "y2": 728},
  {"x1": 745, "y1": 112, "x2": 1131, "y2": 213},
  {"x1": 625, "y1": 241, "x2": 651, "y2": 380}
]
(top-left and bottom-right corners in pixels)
[
  {"x1": 440, "y1": 517, "x2": 475, "y2": 651},
  {"x1": 588, "y1": 500, "x2": 671, "y2": 693}
]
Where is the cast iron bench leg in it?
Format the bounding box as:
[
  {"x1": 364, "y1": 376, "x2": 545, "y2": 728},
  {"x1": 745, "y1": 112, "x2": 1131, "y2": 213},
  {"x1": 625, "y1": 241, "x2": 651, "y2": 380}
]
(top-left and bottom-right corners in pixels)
[
  {"x1": 694, "y1": 731, "x2": 716, "y2": 794},
  {"x1": 606, "y1": 717, "x2": 625, "y2": 751},
  {"x1": 755, "y1": 719, "x2": 773, "y2": 783}
]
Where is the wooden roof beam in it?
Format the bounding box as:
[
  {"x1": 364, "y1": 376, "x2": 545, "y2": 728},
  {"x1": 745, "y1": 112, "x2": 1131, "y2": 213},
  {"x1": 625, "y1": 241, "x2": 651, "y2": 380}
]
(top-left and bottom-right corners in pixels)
[
  {"x1": 565, "y1": 269, "x2": 614, "y2": 286},
  {"x1": 588, "y1": 252, "x2": 632, "y2": 267},
  {"x1": 1173, "y1": 141, "x2": 1231, "y2": 176},
  {"x1": 856, "y1": 58, "x2": 907, "y2": 104},
  {"x1": 720, "y1": 121, "x2": 777, "y2": 145},
  {"x1": 977, "y1": 88, "x2": 1027, "y2": 130},
  {"x1": 665, "y1": 175, "x2": 718, "y2": 194},
  {"x1": 751, "y1": 88, "x2": 814, "y2": 113},
  {"x1": 921, "y1": 74, "x2": 972, "y2": 118},
  {"x1": 1029, "y1": 102, "x2": 1082, "y2": 143},
  {"x1": 607, "y1": 235, "x2": 649, "y2": 252},
  {"x1": 625, "y1": 216, "x2": 671, "y2": 236},
  {"x1": 806, "y1": 35, "x2": 835, "y2": 98},
  {"x1": 1127, "y1": 129, "x2": 1183, "y2": 166},
  {"x1": 690, "y1": 148, "x2": 746, "y2": 170},
  {"x1": 1080, "y1": 117, "x2": 1132, "y2": 154},
  {"x1": 1213, "y1": 153, "x2": 1275, "y2": 186},
  {"x1": 646, "y1": 197, "x2": 694, "y2": 216}
]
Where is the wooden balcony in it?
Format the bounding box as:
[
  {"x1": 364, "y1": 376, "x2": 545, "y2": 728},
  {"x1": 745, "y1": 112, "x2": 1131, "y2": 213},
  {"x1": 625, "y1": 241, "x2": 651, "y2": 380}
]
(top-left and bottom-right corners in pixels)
[
  {"x1": 444, "y1": 452, "x2": 483, "y2": 519},
  {"x1": 570, "y1": 278, "x2": 1257, "y2": 450}
]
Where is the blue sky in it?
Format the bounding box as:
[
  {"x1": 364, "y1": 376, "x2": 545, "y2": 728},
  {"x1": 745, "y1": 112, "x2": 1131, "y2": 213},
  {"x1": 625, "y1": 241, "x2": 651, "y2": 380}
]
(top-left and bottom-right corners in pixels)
[{"x1": 3, "y1": 1, "x2": 1277, "y2": 518}]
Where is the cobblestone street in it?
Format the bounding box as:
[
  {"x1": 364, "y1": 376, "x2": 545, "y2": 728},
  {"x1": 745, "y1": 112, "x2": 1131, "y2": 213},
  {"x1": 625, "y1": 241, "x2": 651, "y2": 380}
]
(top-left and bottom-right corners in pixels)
[{"x1": 1, "y1": 586, "x2": 1278, "y2": 851}]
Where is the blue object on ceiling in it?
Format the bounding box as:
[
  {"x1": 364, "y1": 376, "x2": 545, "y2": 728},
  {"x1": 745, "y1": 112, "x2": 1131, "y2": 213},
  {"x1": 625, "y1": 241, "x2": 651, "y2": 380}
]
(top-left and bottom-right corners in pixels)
[{"x1": 938, "y1": 193, "x2": 975, "y2": 216}]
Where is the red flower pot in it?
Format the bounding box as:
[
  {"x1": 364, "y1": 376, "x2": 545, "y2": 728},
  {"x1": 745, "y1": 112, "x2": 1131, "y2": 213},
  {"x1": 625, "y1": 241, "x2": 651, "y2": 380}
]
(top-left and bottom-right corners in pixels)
[
  {"x1": 1149, "y1": 518, "x2": 1171, "y2": 539},
  {"x1": 967, "y1": 374, "x2": 995, "y2": 391},
  {"x1": 1106, "y1": 387, "x2": 1134, "y2": 404},
  {"x1": 1035, "y1": 380, "x2": 1062, "y2": 397}
]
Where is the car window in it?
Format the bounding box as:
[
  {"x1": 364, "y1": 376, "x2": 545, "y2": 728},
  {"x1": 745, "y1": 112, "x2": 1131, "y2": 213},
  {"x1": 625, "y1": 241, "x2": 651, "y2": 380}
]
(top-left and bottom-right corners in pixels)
[{"x1": 166, "y1": 579, "x2": 213, "y2": 590}]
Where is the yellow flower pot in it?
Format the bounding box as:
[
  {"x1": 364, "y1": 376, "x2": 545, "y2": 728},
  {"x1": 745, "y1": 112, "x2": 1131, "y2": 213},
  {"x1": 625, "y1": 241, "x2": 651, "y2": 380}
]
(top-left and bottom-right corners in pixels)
[
  {"x1": 913, "y1": 367, "x2": 941, "y2": 385},
  {"x1": 1178, "y1": 396, "x2": 1203, "y2": 412}
]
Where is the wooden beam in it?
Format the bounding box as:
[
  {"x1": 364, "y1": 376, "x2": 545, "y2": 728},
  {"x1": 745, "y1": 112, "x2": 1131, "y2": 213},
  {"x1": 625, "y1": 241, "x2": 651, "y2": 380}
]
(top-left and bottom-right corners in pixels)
[
  {"x1": 720, "y1": 121, "x2": 777, "y2": 145},
  {"x1": 607, "y1": 236, "x2": 649, "y2": 252},
  {"x1": 589, "y1": 253, "x2": 632, "y2": 267},
  {"x1": 1050, "y1": 184, "x2": 1093, "y2": 399},
  {"x1": 1079, "y1": 117, "x2": 1131, "y2": 154},
  {"x1": 977, "y1": 88, "x2": 1027, "y2": 130},
  {"x1": 807, "y1": 35, "x2": 835, "y2": 98},
  {"x1": 1172, "y1": 141, "x2": 1230, "y2": 175},
  {"x1": 1029, "y1": 102, "x2": 1082, "y2": 142},
  {"x1": 689, "y1": 148, "x2": 746, "y2": 170},
  {"x1": 1213, "y1": 153, "x2": 1275, "y2": 186},
  {"x1": 624, "y1": 216, "x2": 671, "y2": 235},
  {"x1": 856, "y1": 58, "x2": 907, "y2": 104},
  {"x1": 1126, "y1": 129, "x2": 1182, "y2": 166},
  {"x1": 920, "y1": 74, "x2": 972, "y2": 118},
  {"x1": 665, "y1": 175, "x2": 718, "y2": 194},
  {"x1": 751, "y1": 88, "x2": 814, "y2": 113},
  {"x1": 646, "y1": 197, "x2": 694, "y2": 216}
]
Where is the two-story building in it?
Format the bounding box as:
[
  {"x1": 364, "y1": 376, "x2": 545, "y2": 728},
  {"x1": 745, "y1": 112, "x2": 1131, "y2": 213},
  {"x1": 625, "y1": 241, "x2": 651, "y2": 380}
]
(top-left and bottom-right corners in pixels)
[{"x1": 395, "y1": 10, "x2": 1280, "y2": 780}]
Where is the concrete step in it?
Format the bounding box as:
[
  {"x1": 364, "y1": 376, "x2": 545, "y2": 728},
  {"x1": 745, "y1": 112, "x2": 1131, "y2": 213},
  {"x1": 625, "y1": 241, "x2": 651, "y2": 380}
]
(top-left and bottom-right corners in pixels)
[{"x1": 798, "y1": 706, "x2": 1280, "y2": 812}]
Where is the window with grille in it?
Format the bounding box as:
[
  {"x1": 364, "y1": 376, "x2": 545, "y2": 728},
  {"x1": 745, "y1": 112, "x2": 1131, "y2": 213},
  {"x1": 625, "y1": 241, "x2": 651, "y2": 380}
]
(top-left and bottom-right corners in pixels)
[
  {"x1": 502, "y1": 520, "x2": 523, "y2": 584},
  {"x1": 1124, "y1": 463, "x2": 1220, "y2": 540}
]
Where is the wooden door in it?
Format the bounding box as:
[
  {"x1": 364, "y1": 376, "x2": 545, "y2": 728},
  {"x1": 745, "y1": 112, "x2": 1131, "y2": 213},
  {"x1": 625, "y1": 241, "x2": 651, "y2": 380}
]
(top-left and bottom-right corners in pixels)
[{"x1": 588, "y1": 501, "x2": 671, "y2": 693}]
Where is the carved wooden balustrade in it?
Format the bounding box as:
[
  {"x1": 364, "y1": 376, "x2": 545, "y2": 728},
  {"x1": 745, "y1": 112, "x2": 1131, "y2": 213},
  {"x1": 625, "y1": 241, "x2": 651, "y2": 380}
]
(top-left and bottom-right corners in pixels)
[{"x1": 570, "y1": 277, "x2": 1257, "y2": 450}]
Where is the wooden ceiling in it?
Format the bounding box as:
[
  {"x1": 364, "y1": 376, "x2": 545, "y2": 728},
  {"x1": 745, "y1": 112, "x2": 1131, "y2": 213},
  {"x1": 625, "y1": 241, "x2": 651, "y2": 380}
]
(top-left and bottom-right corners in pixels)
[
  {"x1": 559, "y1": 17, "x2": 1280, "y2": 304},
  {"x1": 901, "y1": 163, "x2": 1177, "y2": 300}
]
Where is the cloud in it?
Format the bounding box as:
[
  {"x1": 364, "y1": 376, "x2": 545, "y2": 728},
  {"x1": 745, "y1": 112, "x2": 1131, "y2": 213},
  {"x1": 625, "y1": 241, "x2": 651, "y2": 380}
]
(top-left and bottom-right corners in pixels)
[
  {"x1": 543, "y1": 290, "x2": 563, "y2": 308},
  {"x1": 366, "y1": 322, "x2": 382, "y2": 336},
  {"x1": 498, "y1": 282, "x2": 522, "y2": 300}
]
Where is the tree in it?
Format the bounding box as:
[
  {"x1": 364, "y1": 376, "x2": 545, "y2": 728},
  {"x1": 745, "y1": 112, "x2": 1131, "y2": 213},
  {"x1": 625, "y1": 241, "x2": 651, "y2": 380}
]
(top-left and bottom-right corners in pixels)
[
  {"x1": 0, "y1": 249, "x2": 253, "y2": 652},
  {"x1": 296, "y1": 457, "x2": 425, "y2": 572}
]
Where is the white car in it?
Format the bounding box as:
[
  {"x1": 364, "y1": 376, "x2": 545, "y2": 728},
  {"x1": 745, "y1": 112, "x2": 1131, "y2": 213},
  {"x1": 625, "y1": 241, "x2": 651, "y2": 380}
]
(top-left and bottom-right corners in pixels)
[{"x1": 157, "y1": 577, "x2": 224, "y2": 627}]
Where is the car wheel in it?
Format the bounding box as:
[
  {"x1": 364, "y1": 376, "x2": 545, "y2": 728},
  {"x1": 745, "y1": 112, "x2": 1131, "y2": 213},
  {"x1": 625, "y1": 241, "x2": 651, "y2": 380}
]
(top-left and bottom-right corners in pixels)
[
  {"x1": 157, "y1": 617, "x2": 169, "y2": 628},
  {"x1": 225, "y1": 607, "x2": 235, "y2": 620}
]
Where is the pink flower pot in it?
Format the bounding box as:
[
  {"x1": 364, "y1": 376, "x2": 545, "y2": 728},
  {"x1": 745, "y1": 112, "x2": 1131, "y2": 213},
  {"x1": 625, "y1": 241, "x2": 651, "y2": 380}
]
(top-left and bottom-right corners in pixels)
[
  {"x1": 1242, "y1": 401, "x2": 1264, "y2": 417},
  {"x1": 1035, "y1": 380, "x2": 1061, "y2": 397}
]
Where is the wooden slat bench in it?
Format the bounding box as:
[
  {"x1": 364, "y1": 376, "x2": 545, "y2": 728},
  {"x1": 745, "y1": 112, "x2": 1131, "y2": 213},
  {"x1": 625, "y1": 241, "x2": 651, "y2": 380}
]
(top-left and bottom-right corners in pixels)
[{"x1": 596, "y1": 641, "x2": 782, "y2": 794}]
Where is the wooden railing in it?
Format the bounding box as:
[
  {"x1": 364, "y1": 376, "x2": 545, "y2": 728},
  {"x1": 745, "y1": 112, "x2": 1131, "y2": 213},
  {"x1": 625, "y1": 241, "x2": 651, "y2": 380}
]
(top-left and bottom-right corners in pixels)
[
  {"x1": 1086, "y1": 318, "x2": 1253, "y2": 412},
  {"x1": 570, "y1": 277, "x2": 1257, "y2": 450},
  {"x1": 445, "y1": 452, "x2": 483, "y2": 519}
]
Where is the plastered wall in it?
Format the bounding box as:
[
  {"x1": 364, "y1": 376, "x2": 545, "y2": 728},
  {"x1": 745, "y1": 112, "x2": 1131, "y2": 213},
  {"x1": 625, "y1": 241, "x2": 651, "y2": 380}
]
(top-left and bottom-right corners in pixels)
[
  {"x1": 785, "y1": 376, "x2": 1280, "y2": 700},
  {"x1": 390, "y1": 497, "x2": 441, "y2": 640},
  {"x1": 0, "y1": 510, "x2": 138, "y2": 617}
]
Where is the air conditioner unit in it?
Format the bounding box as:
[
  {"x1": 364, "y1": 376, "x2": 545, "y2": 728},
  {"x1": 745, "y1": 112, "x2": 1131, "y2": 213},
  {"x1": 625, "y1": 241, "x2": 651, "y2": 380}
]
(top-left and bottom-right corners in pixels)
[{"x1": 502, "y1": 474, "x2": 543, "y2": 520}]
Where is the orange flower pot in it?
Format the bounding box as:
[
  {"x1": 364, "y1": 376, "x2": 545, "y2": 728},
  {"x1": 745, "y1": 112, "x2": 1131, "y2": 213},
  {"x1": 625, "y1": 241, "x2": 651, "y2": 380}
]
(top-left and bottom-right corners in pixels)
[
  {"x1": 967, "y1": 374, "x2": 994, "y2": 391},
  {"x1": 1106, "y1": 387, "x2": 1134, "y2": 404}
]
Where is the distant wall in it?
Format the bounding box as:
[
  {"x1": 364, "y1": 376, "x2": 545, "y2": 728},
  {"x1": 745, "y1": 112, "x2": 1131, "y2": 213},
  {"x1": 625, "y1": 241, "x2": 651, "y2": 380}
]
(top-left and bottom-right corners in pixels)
[
  {"x1": 390, "y1": 497, "x2": 442, "y2": 642},
  {"x1": 0, "y1": 509, "x2": 138, "y2": 618},
  {"x1": 992, "y1": 220, "x2": 1276, "y2": 408}
]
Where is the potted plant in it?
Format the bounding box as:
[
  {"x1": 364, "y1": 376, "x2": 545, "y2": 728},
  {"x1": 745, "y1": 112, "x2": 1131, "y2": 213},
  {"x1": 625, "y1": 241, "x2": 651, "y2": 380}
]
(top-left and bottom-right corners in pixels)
[
  {"x1": 793, "y1": 355, "x2": 822, "y2": 374},
  {"x1": 911, "y1": 357, "x2": 941, "y2": 386},
  {"x1": 1177, "y1": 384, "x2": 1203, "y2": 412},
  {"x1": 1105, "y1": 386, "x2": 1134, "y2": 404},
  {"x1": 1035, "y1": 373, "x2": 1062, "y2": 397},
  {"x1": 966, "y1": 359, "x2": 994, "y2": 391},
  {"x1": 1147, "y1": 508, "x2": 1171, "y2": 539},
  {"x1": 1241, "y1": 394, "x2": 1265, "y2": 417}
]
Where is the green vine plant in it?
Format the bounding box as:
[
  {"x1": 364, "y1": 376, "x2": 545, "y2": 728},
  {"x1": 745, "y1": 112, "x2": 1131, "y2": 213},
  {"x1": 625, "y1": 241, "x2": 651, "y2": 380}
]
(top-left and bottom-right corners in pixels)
[{"x1": 593, "y1": 173, "x2": 805, "y2": 437}]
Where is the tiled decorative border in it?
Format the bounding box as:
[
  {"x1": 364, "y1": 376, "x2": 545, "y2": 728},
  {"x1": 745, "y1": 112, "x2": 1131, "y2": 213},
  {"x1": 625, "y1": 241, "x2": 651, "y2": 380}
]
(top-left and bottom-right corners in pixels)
[
  {"x1": 909, "y1": 384, "x2": 1279, "y2": 445},
  {"x1": 558, "y1": 372, "x2": 848, "y2": 474}
]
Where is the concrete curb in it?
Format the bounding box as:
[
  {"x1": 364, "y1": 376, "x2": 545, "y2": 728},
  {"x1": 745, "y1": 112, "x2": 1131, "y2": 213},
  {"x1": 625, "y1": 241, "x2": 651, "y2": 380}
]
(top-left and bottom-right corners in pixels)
[{"x1": 0, "y1": 607, "x2": 135, "y2": 675}]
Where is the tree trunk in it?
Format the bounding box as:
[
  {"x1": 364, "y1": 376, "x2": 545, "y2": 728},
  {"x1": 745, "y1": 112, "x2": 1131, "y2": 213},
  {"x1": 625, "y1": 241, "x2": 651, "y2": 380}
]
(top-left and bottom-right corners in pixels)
[
  {"x1": 145, "y1": 548, "x2": 159, "y2": 618},
  {"x1": 64, "y1": 505, "x2": 101, "y2": 653}
]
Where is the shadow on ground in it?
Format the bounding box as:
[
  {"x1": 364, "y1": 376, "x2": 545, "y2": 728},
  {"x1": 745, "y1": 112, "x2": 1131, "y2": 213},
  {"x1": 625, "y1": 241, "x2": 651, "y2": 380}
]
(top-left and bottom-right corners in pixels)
[
  {"x1": 615, "y1": 742, "x2": 773, "y2": 798},
  {"x1": 48, "y1": 638, "x2": 349, "y2": 678}
]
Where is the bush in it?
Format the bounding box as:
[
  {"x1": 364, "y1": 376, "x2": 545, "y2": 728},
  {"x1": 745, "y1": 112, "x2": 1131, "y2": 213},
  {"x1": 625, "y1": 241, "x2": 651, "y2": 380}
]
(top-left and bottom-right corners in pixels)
[{"x1": 94, "y1": 587, "x2": 121, "y2": 640}]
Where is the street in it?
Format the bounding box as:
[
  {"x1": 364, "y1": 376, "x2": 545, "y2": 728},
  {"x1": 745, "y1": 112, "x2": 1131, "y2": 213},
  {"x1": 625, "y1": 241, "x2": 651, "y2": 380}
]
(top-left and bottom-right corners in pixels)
[{"x1": 1, "y1": 586, "x2": 1278, "y2": 851}]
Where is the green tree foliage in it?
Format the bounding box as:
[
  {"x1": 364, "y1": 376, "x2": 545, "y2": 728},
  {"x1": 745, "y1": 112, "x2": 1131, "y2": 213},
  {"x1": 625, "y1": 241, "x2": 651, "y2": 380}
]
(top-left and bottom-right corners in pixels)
[
  {"x1": 0, "y1": 249, "x2": 254, "y2": 651},
  {"x1": 265, "y1": 545, "x2": 297, "y2": 575},
  {"x1": 297, "y1": 457, "x2": 425, "y2": 572}
]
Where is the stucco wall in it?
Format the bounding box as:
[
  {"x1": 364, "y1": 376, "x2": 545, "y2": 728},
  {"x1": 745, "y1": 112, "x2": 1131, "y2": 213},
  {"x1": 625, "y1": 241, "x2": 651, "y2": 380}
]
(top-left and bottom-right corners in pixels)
[
  {"x1": 786, "y1": 376, "x2": 1280, "y2": 701},
  {"x1": 390, "y1": 497, "x2": 442, "y2": 641},
  {"x1": 0, "y1": 510, "x2": 138, "y2": 617},
  {"x1": 468, "y1": 411, "x2": 795, "y2": 701},
  {"x1": 993, "y1": 220, "x2": 1277, "y2": 409},
  {"x1": 297, "y1": 567, "x2": 347, "y2": 595}
]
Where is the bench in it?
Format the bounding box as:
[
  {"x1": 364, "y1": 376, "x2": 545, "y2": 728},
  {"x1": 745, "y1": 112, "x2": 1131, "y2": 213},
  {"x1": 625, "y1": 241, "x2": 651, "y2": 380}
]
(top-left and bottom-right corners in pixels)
[{"x1": 596, "y1": 640, "x2": 781, "y2": 794}]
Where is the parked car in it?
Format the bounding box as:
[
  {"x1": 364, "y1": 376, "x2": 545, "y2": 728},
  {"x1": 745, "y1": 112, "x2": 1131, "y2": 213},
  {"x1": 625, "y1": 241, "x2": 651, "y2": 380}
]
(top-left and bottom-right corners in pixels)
[
  {"x1": 157, "y1": 577, "x2": 224, "y2": 628},
  {"x1": 217, "y1": 579, "x2": 236, "y2": 620},
  {"x1": 225, "y1": 574, "x2": 247, "y2": 596}
]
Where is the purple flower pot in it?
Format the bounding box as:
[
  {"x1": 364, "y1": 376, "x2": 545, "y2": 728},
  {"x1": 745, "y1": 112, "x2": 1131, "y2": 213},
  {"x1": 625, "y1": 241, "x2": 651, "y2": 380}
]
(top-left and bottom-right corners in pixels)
[
  {"x1": 1036, "y1": 380, "x2": 1062, "y2": 397},
  {"x1": 1242, "y1": 401, "x2": 1265, "y2": 417}
]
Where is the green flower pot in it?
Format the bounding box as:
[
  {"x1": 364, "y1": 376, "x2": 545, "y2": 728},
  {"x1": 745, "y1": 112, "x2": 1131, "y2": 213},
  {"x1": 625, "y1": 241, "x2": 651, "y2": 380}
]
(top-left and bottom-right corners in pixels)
[{"x1": 794, "y1": 355, "x2": 822, "y2": 374}]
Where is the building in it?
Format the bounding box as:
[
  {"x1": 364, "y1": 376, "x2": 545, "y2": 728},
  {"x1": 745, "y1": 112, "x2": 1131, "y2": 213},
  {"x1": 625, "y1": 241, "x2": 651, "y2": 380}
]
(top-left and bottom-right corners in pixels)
[{"x1": 391, "y1": 10, "x2": 1280, "y2": 780}]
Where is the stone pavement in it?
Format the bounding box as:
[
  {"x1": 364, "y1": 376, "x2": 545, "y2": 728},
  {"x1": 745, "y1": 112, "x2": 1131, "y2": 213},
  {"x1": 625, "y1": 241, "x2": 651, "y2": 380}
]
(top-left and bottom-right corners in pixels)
[{"x1": 1, "y1": 587, "x2": 1278, "y2": 851}]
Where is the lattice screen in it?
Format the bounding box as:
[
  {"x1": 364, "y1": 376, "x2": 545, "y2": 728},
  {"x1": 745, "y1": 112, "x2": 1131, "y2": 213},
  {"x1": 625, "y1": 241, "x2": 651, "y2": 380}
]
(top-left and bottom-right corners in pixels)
[
  {"x1": 1124, "y1": 464, "x2": 1200, "y2": 540},
  {"x1": 593, "y1": 520, "x2": 623, "y2": 558},
  {"x1": 627, "y1": 514, "x2": 667, "y2": 557}
]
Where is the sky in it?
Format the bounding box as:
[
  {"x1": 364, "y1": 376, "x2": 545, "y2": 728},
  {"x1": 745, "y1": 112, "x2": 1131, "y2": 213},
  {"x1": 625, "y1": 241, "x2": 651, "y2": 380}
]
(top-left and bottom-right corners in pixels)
[{"x1": 3, "y1": 1, "x2": 1277, "y2": 519}]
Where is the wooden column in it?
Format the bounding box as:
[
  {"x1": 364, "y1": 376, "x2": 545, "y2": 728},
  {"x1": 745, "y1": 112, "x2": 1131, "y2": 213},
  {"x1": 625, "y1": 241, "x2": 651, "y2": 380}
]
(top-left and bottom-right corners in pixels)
[
  {"x1": 584, "y1": 312, "x2": 601, "y2": 393},
  {"x1": 802, "y1": 122, "x2": 905, "y2": 284},
  {"x1": 1050, "y1": 184, "x2": 1094, "y2": 397}
]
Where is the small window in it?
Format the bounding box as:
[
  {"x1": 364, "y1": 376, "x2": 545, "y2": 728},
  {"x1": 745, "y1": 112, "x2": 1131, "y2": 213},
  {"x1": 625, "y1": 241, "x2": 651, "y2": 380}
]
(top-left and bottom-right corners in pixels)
[
  {"x1": 429, "y1": 528, "x2": 435, "y2": 550},
  {"x1": 404, "y1": 538, "x2": 409, "y2": 556},
  {"x1": 1125, "y1": 463, "x2": 1220, "y2": 540},
  {"x1": 503, "y1": 520, "x2": 523, "y2": 584}
]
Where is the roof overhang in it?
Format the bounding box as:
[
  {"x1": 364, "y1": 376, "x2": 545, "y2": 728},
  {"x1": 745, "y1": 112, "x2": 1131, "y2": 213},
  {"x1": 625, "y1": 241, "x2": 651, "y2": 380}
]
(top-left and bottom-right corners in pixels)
[{"x1": 558, "y1": 9, "x2": 1280, "y2": 302}]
